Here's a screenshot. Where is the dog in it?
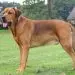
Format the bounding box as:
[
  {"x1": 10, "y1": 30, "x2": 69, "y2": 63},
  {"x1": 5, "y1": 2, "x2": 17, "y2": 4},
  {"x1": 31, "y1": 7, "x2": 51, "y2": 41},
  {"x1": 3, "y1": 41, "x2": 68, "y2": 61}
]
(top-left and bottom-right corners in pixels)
[{"x1": 2, "y1": 7, "x2": 75, "y2": 72}]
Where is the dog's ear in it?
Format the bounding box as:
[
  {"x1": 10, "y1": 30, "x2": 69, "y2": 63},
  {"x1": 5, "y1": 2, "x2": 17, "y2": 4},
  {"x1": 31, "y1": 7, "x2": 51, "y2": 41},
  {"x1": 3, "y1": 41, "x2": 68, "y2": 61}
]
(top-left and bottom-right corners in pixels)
[{"x1": 13, "y1": 8, "x2": 21, "y2": 18}]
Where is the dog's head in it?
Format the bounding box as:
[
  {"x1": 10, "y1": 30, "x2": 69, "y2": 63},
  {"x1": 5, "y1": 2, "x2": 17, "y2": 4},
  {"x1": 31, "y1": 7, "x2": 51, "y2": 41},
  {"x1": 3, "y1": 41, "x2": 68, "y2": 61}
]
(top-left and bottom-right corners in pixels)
[{"x1": 2, "y1": 7, "x2": 21, "y2": 27}]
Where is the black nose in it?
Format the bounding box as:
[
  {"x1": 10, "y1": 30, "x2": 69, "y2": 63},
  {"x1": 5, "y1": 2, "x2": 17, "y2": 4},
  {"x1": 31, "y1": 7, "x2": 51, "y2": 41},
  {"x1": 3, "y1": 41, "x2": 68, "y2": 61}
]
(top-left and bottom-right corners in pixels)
[
  {"x1": 2, "y1": 16, "x2": 5, "y2": 20},
  {"x1": 2, "y1": 16, "x2": 6, "y2": 22}
]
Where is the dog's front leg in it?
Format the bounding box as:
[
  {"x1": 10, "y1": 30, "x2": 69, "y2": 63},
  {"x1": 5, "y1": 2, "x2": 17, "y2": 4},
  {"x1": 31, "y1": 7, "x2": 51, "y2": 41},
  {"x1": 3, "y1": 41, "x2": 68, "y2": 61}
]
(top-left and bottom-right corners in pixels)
[{"x1": 17, "y1": 45, "x2": 29, "y2": 72}]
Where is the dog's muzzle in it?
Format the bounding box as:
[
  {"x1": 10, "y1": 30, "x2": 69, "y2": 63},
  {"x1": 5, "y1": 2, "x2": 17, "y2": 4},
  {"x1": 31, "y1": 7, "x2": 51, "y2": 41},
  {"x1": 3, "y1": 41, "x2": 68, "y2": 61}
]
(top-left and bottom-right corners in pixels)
[
  {"x1": 2, "y1": 16, "x2": 8, "y2": 27},
  {"x1": 2, "y1": 16, "x2": 7, "y2": 22},
  {"x1": 2, "y1": 16, "x2": 11, "y2": 27}
]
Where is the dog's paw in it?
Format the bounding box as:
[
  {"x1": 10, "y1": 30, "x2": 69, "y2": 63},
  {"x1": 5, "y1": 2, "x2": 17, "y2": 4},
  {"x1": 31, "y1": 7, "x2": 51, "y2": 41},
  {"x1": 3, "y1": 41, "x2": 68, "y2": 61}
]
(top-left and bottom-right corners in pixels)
[
  {"x1": 72, "y1": 67, "x2": 75, "y2": 70},
  {"x1": 16, "y1": 67, "x2": 25, "y2": 73}
]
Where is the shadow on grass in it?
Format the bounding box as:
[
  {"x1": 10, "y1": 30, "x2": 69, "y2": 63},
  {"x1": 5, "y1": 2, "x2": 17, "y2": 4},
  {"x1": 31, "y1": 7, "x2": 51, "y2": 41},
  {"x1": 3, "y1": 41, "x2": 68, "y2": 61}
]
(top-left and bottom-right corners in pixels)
[
  {"x1": 35, "y1": 67, "x2": 75, "y2": 75},
  {"x1": 23, "y1": 65, "x2": 75, "y2": 75}
]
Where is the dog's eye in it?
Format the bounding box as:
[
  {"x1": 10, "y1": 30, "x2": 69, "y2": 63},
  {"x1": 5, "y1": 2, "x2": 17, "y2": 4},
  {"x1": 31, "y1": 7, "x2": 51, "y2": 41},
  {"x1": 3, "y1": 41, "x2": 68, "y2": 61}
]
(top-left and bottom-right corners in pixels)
[{"x1": 8, "y1": 12, "x2": 12, "y2": 14}]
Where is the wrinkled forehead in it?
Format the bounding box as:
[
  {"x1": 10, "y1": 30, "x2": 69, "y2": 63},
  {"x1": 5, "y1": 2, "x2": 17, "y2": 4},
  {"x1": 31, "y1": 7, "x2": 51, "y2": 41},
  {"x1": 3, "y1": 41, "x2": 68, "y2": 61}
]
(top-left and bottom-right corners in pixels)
[{"x1": 3, "y1": 8, "x2": 15, "y2": 14}]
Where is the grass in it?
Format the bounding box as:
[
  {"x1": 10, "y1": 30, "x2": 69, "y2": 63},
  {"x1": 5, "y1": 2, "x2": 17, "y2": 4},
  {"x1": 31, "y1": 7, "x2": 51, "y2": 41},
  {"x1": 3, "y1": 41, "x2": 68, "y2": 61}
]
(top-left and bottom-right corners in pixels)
[{"x1": 0, "y1": 30, "x2": 75, "y2": 75}]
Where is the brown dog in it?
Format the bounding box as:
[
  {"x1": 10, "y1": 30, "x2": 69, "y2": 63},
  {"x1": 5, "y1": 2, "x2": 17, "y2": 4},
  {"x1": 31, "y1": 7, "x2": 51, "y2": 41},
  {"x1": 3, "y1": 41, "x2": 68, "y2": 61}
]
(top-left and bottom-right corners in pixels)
[{"x1": 2, "y1": 7, "x2": 75, "y2": 72}]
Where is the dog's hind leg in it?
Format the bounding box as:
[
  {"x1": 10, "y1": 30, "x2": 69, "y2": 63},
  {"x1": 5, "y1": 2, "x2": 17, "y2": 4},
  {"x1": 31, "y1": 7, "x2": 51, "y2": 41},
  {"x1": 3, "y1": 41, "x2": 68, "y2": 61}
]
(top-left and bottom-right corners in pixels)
[
  {"x1": 72, "y1": 28, "x2": 75, "y2": 51},
  {"x1": 59, "y1": 34, "x2": 75, "y2": 69}
]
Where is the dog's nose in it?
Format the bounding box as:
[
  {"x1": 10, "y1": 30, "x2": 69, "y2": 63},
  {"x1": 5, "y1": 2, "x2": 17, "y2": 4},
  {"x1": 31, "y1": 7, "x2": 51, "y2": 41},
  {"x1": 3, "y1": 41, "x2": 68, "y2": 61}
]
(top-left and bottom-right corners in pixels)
[
  {"x1": 2, "y1": 16, "x2": 6, "y2": 22},
  {"x1": 2, "y1": 16, "x2": 5, "y2": 20}
]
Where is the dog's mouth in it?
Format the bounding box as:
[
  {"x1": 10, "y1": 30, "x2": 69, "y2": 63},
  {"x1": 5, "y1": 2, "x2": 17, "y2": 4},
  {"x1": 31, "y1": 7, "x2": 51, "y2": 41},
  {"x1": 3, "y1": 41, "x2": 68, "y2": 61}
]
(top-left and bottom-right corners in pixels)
[
  {"x1": 3, "y1": 23, "x2": 8, "y2": 28},
  {"x1": 3, "y1": 22, "x2": 11, "y2": 27},
  {"x1": 2, "y1": 17, "x2": 11, "y2": 27}
]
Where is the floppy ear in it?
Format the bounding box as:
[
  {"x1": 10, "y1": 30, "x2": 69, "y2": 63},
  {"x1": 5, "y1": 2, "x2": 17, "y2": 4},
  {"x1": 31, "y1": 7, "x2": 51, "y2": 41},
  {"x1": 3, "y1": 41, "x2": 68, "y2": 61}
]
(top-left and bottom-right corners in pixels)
[{"x1": 13, "y1": 8, "x2": 21, "y2": 18}]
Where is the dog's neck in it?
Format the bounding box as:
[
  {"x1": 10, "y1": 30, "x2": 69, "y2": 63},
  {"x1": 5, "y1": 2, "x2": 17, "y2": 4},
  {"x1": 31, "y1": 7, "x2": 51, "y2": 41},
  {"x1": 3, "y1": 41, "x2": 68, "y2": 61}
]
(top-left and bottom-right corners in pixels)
[
  {"x1": 9, "y1": 18, "x2": 18, "y2": 36},
  {"x1": 9, "y1": 16, "x2": 27, "y2": 37}
]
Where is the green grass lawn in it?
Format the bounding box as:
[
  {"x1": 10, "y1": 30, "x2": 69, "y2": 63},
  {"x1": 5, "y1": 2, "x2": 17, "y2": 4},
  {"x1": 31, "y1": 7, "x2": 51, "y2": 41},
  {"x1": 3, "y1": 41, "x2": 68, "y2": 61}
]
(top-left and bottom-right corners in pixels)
[{"x1": 0, "y1": 30, "x2": 75, "y2": 75}]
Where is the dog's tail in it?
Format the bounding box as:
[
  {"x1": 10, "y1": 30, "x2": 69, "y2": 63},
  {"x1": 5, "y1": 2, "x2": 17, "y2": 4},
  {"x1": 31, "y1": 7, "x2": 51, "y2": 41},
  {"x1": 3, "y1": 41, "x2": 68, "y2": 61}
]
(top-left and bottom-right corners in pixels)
[{"x1": 71, "y1": 25, "x2": 75, "y2": 50}]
